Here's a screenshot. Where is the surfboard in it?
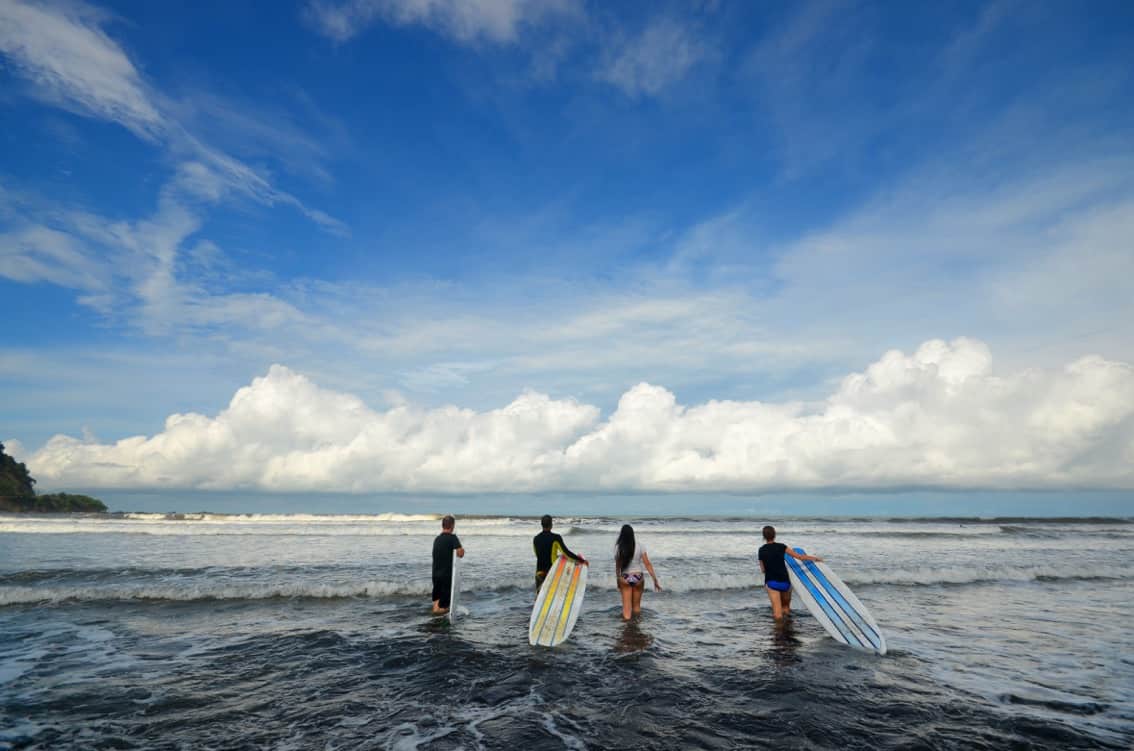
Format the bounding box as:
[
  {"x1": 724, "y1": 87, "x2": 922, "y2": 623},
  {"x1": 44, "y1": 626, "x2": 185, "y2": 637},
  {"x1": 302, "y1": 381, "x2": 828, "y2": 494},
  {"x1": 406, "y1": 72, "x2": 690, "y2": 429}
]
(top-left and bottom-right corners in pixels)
[
  {"x1": 784, "y1": 547, "x2": 886, "y2": 655},
  {"x1": 448, "y1": 549, "x2": 461, "y2": 624},
  {"x1": 529, "y1": 555, "x2": 587, "y2": 647}
]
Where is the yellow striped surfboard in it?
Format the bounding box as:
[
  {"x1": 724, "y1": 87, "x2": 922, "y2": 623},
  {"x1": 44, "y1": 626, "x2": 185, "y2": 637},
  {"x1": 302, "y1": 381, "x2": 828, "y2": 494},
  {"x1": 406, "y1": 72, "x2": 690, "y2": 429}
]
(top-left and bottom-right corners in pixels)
[{"x1": 528, "y1": 555, "x2": 588, "y2": 647}]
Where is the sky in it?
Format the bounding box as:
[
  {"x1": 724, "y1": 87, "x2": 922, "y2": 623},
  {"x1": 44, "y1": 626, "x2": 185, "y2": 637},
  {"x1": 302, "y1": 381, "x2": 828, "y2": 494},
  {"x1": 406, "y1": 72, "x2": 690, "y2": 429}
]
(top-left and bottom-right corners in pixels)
[{"x1": 1, "y1": 0, "x2": 1133, "y2": 514}]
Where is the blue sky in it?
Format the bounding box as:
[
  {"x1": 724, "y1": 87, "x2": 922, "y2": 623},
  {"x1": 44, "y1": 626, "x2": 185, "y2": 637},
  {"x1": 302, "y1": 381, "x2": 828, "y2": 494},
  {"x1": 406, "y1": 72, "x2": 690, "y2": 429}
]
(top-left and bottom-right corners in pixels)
[{"x1": 2, "y1": 0, "x2": 1133, "y2": 512}]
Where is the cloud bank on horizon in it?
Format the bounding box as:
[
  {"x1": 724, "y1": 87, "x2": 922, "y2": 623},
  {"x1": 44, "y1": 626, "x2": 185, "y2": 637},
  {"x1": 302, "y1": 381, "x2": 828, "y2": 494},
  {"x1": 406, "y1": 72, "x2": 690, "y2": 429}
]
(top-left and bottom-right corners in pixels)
[{"x1": 14, "y1": 338, "x2": 1134, "y2": 493}]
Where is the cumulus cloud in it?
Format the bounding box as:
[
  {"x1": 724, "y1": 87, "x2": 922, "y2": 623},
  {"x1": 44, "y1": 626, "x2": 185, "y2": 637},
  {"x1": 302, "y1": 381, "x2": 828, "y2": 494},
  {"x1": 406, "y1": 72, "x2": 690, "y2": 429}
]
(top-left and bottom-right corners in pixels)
[
  {"x1": 23, "y1": 338, "x2": 1134, "y2": 493},
  {"x1": 306, "y1": 0, "x2": 579, "y2": 44}
]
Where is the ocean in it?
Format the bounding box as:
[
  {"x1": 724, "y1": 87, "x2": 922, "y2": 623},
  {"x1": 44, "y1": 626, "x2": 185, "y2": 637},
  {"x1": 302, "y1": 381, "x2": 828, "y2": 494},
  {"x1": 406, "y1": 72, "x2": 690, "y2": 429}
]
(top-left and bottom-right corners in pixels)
[{"x1": 1, "y1": 513, "x2": 1131, "y2": 749}]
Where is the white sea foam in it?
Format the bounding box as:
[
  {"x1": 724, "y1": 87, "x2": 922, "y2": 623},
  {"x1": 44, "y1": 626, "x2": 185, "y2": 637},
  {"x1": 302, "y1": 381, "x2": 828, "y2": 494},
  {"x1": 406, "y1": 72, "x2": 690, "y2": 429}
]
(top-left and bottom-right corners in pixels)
[
  {"x1": 844, "y1": 563, "x2": 1129, "y2": 587},
  {"x1": 577, "y1": 563, "x2": 1129, "y2": 593},
  {"x1": 0, "y1": 575, "x2": 541, "y2": 605},
  {"x1": 386, "y1": 721, "x2": 458, "y2": 750},
  {"x1": 0, "y1": 513, "x2": 536, "y2": 536},
  {"x1": 538, "y1": 712, "x2": 588, "y2": 751}
]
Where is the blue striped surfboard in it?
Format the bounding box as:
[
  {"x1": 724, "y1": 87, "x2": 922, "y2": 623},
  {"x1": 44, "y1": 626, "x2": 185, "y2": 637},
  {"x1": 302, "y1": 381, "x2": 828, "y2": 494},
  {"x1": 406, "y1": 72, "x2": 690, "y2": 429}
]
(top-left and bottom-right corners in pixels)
[{"x1": 784, "y1": 547, "x2": 886, "y2": 655}]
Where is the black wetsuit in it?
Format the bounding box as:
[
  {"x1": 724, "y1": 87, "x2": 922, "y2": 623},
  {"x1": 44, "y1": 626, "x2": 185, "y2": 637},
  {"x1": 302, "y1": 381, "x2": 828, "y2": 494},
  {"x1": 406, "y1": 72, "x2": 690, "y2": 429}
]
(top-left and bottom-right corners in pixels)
[
  {"x1": 758, "y1": 542, "x2": 789, "y2": 588},
  {"x1": 533, "y1": 530, "x2": 582, "y2": 590},
  {"x1": 431, "y1": 532, "x2": 462, "y2": 607}
]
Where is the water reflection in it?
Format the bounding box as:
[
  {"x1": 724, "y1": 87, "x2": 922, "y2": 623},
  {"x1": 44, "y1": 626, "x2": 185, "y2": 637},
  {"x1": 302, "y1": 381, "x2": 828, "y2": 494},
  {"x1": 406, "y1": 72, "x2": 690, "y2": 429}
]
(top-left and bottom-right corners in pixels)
[
  {"x1": 768, "y1": 617, "x2": 801, "y2": 668},
  {"x1": 614, "y1": 618, "x2": 654, "y2": 654}
]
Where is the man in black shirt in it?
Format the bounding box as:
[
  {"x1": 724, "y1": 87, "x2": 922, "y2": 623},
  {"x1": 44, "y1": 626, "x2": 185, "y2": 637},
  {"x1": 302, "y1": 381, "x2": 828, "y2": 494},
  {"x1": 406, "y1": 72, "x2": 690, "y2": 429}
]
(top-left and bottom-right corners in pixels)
[
  {"x1": 432, "y1": 515, "x2": 464, "y2": 614},
  {"x1": 758, "y1": 525, "x2": 822, "y2": 620},
  {"x1": 533, "y1": 514, "x2": 587, "y2": 592}
]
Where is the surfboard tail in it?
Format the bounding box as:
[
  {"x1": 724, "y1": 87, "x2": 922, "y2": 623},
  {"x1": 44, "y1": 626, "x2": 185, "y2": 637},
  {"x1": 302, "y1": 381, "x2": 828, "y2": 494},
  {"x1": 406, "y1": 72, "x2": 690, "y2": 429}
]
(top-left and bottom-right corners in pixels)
[{"x1": 786, "y1": 547, "x2": 886, "y2": 654}]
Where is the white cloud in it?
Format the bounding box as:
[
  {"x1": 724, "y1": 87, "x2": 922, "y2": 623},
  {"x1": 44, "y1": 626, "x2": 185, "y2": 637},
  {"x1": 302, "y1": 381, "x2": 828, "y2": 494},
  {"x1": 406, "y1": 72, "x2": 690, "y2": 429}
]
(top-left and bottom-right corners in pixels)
[
  {"x1": 0, "y1": 223, "x2": 108, "y2": 290},
  {"x1": 0, "y1": 165, "x2": 313, "y2": 336},
  {"x1": 175, "y1": 146, "x2": 350, "y2": 237},
  {"x1": 0, "y1": 0, "x2": 164, "y2": 136},
  {"x1": 760, "y1": 155, "x2": 1134, "y2": 369},
  {"x1": 306, "y1": 0, "x2": 579, "y2": 44},
  {"x1": 0, "y1": 1, "x2": 345, "y2": 236},
  {"x1": 26, "y1": 339, "x2": 1134, "y2": 493},
  {"x1": 597, "y1": 17, "x2": 705, "y2": 97}
]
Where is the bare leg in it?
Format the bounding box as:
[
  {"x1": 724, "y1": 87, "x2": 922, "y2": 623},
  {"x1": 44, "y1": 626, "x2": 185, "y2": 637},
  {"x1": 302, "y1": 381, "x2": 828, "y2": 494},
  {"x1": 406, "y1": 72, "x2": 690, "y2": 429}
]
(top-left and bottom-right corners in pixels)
[
  {"x1": 765, "y1": 587, "x2": 784, "y2": 619},
  {"x1": 619, "y1": 580, "x2": 633, "y2": 620},
  {"x1": 781, "y1": 589, "x2": 792, "y2": 616},
  {"x1": 631, "y1": 581, "x2": 644, "y2": 615}
]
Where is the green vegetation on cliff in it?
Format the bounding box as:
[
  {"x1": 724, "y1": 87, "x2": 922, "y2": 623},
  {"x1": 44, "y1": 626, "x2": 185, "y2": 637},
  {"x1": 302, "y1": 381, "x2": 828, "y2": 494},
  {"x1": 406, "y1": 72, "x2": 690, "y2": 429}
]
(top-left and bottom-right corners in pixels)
[
  {"x1": 0, "y1": 492, "x2": 108, "y2": 513},
  {"x1": 0, "y1": 442, "x2": 36, "y2": 497},
  {"x1": 0, "y1": 442, "x2": 107, "y2": 512}
]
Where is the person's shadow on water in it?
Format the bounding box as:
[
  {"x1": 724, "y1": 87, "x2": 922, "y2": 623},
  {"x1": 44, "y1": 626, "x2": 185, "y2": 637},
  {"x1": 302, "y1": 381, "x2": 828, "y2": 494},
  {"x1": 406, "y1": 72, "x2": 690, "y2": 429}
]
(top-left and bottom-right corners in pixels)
[{"x1": 613, "y1": 617, "x2": 654, "y2": 655}]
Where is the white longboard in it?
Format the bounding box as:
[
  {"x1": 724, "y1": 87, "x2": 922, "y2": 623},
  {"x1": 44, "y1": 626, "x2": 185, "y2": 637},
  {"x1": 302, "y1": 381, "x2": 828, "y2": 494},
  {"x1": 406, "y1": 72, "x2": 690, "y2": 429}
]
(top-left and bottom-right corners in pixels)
[
  {"x1": 448, "y1": 550, "x2": 461, "y2": 624},
  {"x1": 785, "y1": 547, "x2": 886, "y2": 654},
  {"x1": 529, "y1": 555, "x2": 587, "y2": 647}
]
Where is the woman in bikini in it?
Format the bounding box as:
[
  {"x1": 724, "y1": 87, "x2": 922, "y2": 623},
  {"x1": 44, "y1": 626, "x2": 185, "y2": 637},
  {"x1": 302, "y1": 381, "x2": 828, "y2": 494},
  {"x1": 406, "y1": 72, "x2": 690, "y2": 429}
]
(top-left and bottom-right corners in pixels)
[{"x1": 615, "y1": 524, "x2": 661, "y2": 620}]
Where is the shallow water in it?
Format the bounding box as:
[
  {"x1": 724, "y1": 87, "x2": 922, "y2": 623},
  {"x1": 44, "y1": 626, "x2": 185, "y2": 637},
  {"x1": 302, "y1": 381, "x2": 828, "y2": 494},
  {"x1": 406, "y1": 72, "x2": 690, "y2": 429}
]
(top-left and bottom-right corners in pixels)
[{"x1": 1, "y1": 513, "x2": 1131, "y2": 749}]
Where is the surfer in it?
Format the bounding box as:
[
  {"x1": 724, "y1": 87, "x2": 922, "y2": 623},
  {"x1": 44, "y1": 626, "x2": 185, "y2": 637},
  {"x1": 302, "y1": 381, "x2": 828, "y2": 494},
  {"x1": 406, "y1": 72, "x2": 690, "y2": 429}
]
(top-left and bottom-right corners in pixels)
[
  {"x1": 431, "y1": 515, "x2": 465, "y2": 614},
  {"x1": 758, "y1": 525, "x2": 821, "y2": 620},
  {"x1": 615, "y1": 524, "x2": 661, "y2": 620},
  {"x1": 533, "y1": 515, "x2": 588, "y2": 592}
]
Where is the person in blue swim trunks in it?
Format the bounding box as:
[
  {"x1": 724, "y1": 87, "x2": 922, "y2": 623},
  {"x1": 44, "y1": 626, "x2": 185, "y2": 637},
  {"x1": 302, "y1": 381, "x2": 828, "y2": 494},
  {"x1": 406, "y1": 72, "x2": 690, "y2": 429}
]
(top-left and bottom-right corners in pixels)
[{"x1": 758, "y1": 525, "x2": 822, "y2": 620}]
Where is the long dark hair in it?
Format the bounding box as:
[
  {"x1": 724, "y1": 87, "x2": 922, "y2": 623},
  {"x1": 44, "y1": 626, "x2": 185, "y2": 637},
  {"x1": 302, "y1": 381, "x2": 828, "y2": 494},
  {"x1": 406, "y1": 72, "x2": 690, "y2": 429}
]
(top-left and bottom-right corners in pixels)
[{"x1": 616, "y1": 524, "x2": 635, "y2": 573}]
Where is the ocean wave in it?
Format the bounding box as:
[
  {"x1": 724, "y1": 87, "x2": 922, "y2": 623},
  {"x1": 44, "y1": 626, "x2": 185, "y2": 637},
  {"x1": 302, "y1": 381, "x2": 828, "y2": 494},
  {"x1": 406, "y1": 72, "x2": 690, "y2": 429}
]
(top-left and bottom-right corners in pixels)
[
  {"x1": 0, "y1": 521, "x2": 542, "y2": 537},
  {"x1": 991, "y1": 524, "x2": 1134, "y2": 539},
  {"x1": 0, "y1": 567, "x2": 216, "y2": 585},
  {"x1": 119, "y1": 512, "x2": 442, "y2": 523},
  {"x1": 1, "y1": 564, "x2": 1125, "y2": 605},
  {"x1": 0, "y1": 576, "x2": 540, "y2": 606},
  {"x1": 844, "y1": 565, "x2": 1128, "y2": 587},
  {"x1": 885, "y1": 516, "x2": 1132, "y2": 525}
]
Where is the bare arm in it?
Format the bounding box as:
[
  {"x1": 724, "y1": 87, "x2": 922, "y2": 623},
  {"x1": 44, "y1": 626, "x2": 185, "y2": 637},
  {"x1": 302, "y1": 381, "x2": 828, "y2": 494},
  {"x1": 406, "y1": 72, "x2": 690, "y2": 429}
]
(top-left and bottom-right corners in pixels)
[
  {"x1": 456, "y1": 546, "x2": 465, "y2": 558},
  {"x1": 785, "y1": 547, "x2": 821, "y2": 563},
  {"x1": 642, "y1": 551, "x2": 661, "y2": 592}
]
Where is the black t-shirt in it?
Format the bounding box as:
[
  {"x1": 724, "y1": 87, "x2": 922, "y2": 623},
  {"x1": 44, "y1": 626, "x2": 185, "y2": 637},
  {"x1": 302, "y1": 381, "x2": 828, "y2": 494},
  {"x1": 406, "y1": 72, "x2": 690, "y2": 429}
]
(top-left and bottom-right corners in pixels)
[
  {"x1": 532, "y1": 530, "x2": 581, "y2": 574},
  {"x1": 758, "y1": 542, "x2": 789, "y2": 583},
  {"x1": 432, "y1": 532, "x2": 462, "y2": 580}
]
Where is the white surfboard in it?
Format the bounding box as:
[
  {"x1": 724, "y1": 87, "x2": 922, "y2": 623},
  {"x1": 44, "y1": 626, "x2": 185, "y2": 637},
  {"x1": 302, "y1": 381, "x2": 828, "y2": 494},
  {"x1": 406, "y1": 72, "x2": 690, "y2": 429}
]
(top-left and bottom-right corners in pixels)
[
  {"x1": 785, "y1": 547, "x2": 886, "y2": 655},
  {"x1": 529, "y1": 555, "x2": 588, "y2": 647},
  {"x1": 448, "y1": 550, "x2": 461, "y2": 624}
]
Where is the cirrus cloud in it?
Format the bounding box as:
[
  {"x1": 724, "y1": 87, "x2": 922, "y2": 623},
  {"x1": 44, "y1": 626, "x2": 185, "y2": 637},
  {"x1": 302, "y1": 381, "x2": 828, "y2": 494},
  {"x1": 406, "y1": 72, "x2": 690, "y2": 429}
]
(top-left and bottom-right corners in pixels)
[
  {"x1": 0, "y1": 0, "x2": 164, "y2": 137},
  {"x1": 305, "y1": 0, "x2": 580, "y2": 44},
  {"x1": 19, "y1": 338, "x2": 1134, "y2": 493}
]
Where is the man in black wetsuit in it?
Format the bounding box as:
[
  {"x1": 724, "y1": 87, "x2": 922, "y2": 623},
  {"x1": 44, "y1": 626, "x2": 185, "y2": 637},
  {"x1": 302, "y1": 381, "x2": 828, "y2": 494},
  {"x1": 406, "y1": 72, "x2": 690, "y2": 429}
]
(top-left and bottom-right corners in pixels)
[
  {"x1": 431, "y1": 515, "x2": 464, "y2": 614},
  {"x1": 533, "y1": 514, "x2": 587, "y2": 592}
]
